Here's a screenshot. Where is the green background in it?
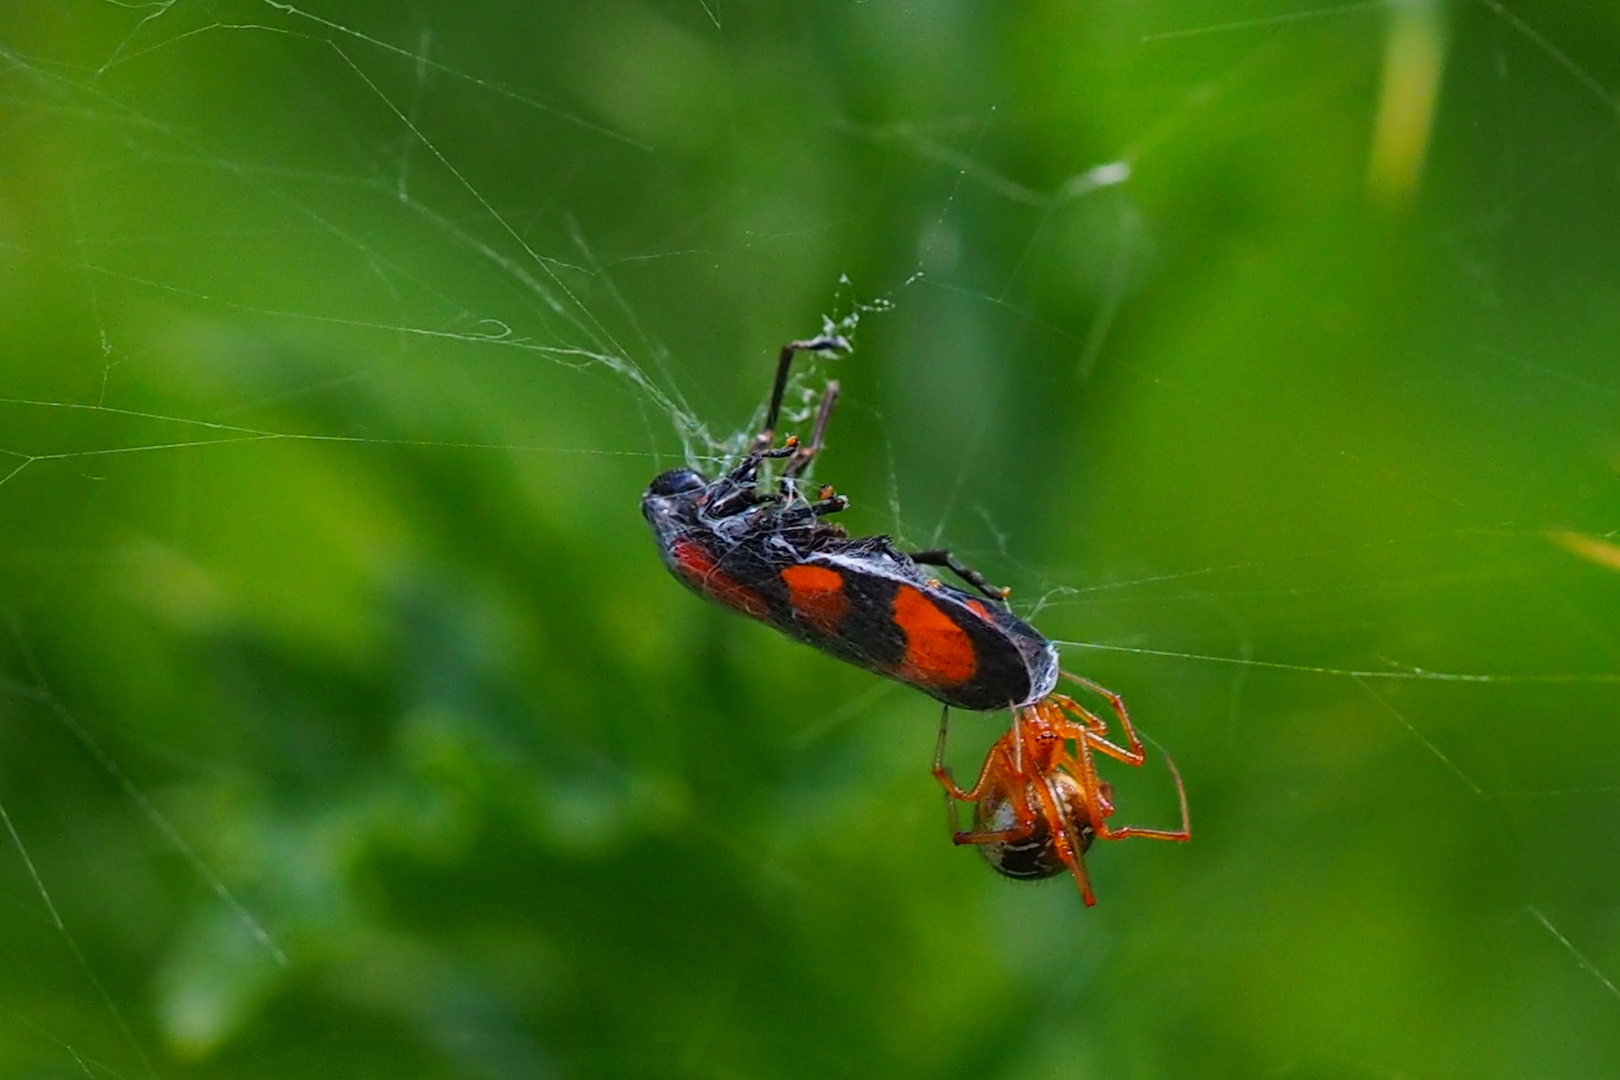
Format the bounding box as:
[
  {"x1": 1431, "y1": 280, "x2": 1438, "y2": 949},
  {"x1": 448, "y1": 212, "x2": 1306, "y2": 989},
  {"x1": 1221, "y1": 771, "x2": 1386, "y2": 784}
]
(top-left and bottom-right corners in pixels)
[{"x1": 3, "y1": 1, "x2": 1620, "y2": 1076}]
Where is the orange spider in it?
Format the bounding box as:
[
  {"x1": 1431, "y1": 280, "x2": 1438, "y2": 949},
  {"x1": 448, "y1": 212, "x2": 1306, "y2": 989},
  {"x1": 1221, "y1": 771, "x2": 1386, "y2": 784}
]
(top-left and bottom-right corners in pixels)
[{"x1": 933, "y1": 671, "x2": 1191, "y2": 906}]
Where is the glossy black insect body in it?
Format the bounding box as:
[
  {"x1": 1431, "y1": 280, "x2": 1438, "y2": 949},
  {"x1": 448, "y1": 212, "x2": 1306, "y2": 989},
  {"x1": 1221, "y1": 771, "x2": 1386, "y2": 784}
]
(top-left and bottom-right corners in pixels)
[{"x1": 641, "y1": 338, "x2": 1058, "y2": 712}]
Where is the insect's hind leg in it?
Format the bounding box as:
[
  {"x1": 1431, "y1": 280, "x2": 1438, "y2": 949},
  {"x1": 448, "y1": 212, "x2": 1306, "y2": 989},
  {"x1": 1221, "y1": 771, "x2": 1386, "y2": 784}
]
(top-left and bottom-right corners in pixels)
[
  {"x1": 754, "y1": 335, "x2": 849, "y2": 453},
  {"x1": 909, "y1": 548, "x2": 1011, "y2": 602},
  {"x1": 783, "y1": 380, "x2": 840, "y2": 479}
]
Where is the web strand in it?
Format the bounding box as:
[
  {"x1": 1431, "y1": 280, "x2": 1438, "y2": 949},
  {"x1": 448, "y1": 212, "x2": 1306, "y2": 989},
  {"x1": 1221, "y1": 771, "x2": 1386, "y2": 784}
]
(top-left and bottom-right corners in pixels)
[{"x1": 1054, "y1": 641, "x2": 1620, "y2": 685}]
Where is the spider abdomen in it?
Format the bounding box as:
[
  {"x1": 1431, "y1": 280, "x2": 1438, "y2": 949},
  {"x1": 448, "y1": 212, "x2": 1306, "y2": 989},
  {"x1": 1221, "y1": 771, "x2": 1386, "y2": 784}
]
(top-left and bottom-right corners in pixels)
[{"x1": 973, "y1": 771, "x2": 1096, "y2": 880}]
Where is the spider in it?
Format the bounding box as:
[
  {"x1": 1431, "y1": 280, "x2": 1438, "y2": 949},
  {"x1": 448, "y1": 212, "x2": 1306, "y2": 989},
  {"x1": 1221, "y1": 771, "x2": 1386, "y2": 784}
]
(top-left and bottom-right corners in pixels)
[
  {"x1": 933, "y1": 673, "x2": 1190, "y2": 906},
  {"x1": 642, "y1": 336, "x2": 1190, "y2": 903}
]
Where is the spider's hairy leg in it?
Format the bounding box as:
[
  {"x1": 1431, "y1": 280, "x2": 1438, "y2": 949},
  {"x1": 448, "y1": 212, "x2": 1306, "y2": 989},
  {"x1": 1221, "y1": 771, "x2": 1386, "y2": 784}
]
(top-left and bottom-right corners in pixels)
[
  {"x1": 1055, "y1": 677, "x2": 1192, "y2": 844},
  {"x1": 1050, "y1": 692, "x2": 1143, "y2": 768},
  {"x1": 1057, "y1": 674, "x2": 1148, "y2": 765},
  {"x1": 1087, "y1": 747, "x2": 1192, "y2": 844},
  {"x1": 1033, "y1": 769, "x2": 1098, "y2": 906},
  {"x1": 932, "y1": 705, "x2": 978, "y2": 804},
  {"x1": 932, "y1": 707, "x2": 1037, "y2": 844}
]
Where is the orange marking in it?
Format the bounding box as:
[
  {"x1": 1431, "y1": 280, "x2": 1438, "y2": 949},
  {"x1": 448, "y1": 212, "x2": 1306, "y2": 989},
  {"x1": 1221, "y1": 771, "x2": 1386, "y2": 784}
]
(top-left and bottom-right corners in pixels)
[
  {"x1": 781, "y1": 564, "x2": 849, "y2": 633},
  {"x1": 892, "y1": 585, "x2": 976, "y2": 686},
  {"x1": 672, "y1": 539, "x2": 770, "y2": 620},
  {"x1": 965, "y1": 599, "x2": 993, "y2": 623}
]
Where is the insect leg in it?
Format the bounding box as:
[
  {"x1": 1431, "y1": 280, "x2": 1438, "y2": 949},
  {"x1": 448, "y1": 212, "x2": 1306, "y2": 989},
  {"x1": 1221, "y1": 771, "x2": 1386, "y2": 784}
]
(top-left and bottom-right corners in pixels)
[
  {"x1": 783, "y1": 380, "x2": 840, "y2": 479},
  {"x1": 755, "y1": 335, "x2": 849, "y2": 453},
  {"x1": 908, "y1": 548, "x2": 1010, "y2": 602}
]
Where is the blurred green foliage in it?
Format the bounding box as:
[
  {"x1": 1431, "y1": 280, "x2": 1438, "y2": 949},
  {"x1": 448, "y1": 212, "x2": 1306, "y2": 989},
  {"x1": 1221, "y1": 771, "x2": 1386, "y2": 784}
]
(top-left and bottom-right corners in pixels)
[{"x1": 2, "y1": 1, "x2": 1620, "y2": 1077}]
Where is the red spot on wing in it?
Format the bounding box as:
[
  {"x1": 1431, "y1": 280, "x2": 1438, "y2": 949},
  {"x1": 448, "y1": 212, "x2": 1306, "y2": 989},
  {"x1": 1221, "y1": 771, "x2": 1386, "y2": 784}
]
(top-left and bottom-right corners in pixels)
[
  {"x1": 965, "y1": 599, "x2": 993, "y2": 622},
  {"x1": 781, "y1": 564, "x2": 849, "y2": 634},
  {"x1": 892, "y1": 585, "x2": 977, "y2": 687},
  {"x1": 672, "y1": 539, "x2": 771, "y2": 620},
  {"x1": 671, "y1": 538, "x2": 715, "y2": 579}
]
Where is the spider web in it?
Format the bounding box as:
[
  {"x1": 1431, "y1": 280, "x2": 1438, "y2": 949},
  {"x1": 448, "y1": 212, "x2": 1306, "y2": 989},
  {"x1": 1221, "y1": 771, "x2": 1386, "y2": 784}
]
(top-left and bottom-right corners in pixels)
[{"x1": 1, "y1": 1, "x2": 1618, "y2": 1078}]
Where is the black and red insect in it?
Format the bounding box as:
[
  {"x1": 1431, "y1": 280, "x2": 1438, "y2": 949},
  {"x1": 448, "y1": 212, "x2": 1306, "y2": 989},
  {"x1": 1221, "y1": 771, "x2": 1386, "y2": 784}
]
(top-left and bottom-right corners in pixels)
[{"x1": 642, "y1": 337, "x2": 1189, "y2": 904}]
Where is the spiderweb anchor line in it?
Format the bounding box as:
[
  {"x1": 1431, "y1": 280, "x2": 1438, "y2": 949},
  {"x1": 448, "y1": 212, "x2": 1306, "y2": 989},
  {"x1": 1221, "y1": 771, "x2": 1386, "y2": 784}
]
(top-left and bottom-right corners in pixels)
[
  {"x1": 0, "y1": 662, "x2": 287, "y2": 969},
  {"x1": 1054, "y1": 641, "x2": 1620, "y2": 685},
  {"x1": 1528, "y1": 907, "x2": 1620, "y2": 1006}
]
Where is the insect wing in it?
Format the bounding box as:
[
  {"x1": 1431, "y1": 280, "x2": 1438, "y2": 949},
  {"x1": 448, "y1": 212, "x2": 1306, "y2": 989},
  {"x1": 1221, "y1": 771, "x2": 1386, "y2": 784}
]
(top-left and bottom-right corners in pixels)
[
  {"x1": 667, "y1": 535, "x2": 776, "y2": 621},
  {"x1": 805, "y1": 554, "x2": 1048, "y2": 711}
]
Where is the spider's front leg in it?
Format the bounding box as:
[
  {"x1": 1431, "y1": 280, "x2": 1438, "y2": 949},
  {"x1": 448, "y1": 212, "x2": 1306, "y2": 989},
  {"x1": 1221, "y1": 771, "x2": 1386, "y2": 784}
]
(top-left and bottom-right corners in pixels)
[
  {"x1": 932, "y1": 707, "x2": 1038, "y2": 845},
  {"x1": 1055, "y1": 677, "x2": 1192, "y2": 844},
  {"x1": 1060, "y1": 672, "x2": 1147, "y2": 762}
]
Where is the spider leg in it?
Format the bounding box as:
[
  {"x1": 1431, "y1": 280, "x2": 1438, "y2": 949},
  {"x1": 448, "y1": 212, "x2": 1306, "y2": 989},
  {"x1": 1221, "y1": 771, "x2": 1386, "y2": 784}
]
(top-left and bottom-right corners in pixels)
[
  {"x1": 1057, "y1": 675, "x2": 1148, "y2": 765},
  {"x1": 1087, "y1": 750, "x2": 1192, "y2": 842},
  {"x1": 1032, "y1": 769, "x2": 1097, "y2": 906},
  {"x1": 932, "y1": 705, "x2": 986, "y2": 802},
  {"x1": 1055, "y1": 678, "x2": 1192, "y2": 844},
  {"x1": 754, "y1": 335, "x2": 849, "y2": 453},
  {"x1": 1065, "y1": 738, "x2": 1191, "y2": 845},
  {"x1": 932, "y1": 707, "x2": 1038, "y2": 843},
  {"x1": 908, "y1": 548, "x2": 1011, "y2": 602},
  {"x1": 1050, "y1": 693, "x2": 1144, "y2": 767},
  {"x1": 1009, "y1": 706, "x2": 1021, "y2": 773}
]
